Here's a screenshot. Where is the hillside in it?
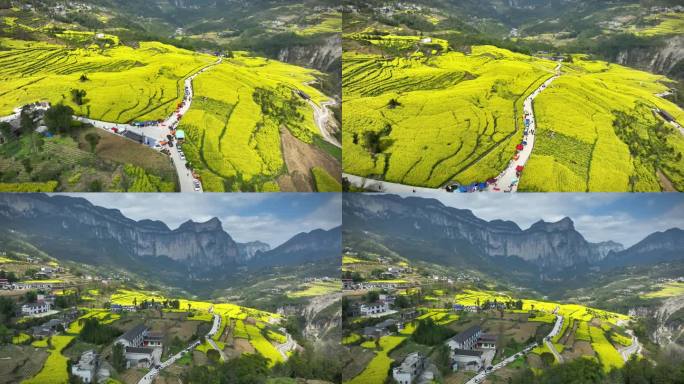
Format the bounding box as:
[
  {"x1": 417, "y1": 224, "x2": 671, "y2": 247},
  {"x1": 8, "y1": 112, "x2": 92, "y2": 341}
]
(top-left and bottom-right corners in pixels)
[{"x1": 341, "y1": 193, "x2": 684, "y2": 384}]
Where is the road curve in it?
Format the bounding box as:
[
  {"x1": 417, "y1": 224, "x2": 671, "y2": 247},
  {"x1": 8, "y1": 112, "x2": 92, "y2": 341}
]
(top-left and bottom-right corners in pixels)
[
  {"x1": 309, "y1": 99, "x2": 341, "y2": 148},
  {"x1": 488, "y1": 62, "x2": 561, "y2": 192},
  {"x1": 343, "y1": 61, "x2": 562, "y2": 193},
  {"x1": 275, "y1": 327, "x2": 298, "y2": 360},
  {"x1": 544, "y1": 314, "x2": 565, "y2": 363},
  {"x1": 465, "y1": 312, "x2": 563, "y2": 384},
  {"x1": 618, "y1": 330, "x2": 641, "y2": 362},
  {"x1": 137, "y1": 313, "x2": 221, "y2": 384},
  {"x1": 3, "y1": 57, "x2": 222, "y2": 193}
]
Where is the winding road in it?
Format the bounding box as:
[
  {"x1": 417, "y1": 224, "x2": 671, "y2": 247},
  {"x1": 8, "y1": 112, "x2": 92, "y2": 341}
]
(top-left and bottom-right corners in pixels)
[
  {"x1": 343, "y1": 61, "x2": 563, "y2": 194},
  {"x1": 465, "y1": 312, "x2": 564, "y2": 384},
  {"x1": 1, "y1": 57, "x2": 223, "y2": 192},
  {"x1": 618, "y1": 330, "x2": 641, "y2": 362},
  {"x1": 309, "y1": 99, "x2": 341, "y2": 148},
  {"x1": 137, "y1": 313, "x2": 221, "y2": 384},
  {"x1": 275, "y1": 327, "x2": 298, "y2": 360}
]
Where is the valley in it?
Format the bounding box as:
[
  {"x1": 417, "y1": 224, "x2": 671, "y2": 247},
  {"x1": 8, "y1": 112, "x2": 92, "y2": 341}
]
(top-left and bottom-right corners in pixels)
[
  {"x1": 0, "y1": 0, "x2": 342, "y2": 192},
  {"x1": 0, "y1": 193, "x2": 343, "y2": 384},
  {"x1": 341, "y1": 193, "x2": 684, "y2": 384},
  {"x1": 341, "y1": 0, "x2": 684, "y2": 192}
]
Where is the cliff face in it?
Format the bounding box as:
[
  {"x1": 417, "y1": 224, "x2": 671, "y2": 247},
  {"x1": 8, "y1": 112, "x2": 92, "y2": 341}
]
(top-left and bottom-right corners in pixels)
[
  {"x1": 0, "y1": 194, "x2": 240, "y2": 269},
  {"x1": 343, "y1": 194, "x2": 679, "y2": 271},
  {"x1": 237, "y1": 241, "x2": 271, "y2": 262},
  {"x1": 615, "y1": 35, "x2": 684, "y2": 79},
  {"x1": 278, "y1": 34, "x2": 342, "y2": 74}
]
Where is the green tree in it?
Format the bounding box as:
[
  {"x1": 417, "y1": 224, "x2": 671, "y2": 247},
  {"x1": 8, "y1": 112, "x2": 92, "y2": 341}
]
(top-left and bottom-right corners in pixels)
[
  {"x1": 206, "y1": 348, "x2": 220, "y2": 363},
  {"x1": 85, "y1": 132, "x2": 100, "y2": 152},
  {"x1": 0, "y1": 122, "x2": 12, "y2": 143},
  {"x1": 20, "y1": 107, "x2": 37, "y2": 153},
  {"x1": 71, "y1": 89, "x2": 87, "y2": 105},
  {"x1": 25, "y1": 291, "x2": 37, "y2": 303},
  {"x1": 112, "y1": 342, "x2": 126, "y2": 372},
  {"x1": 44, "y1": 104, "x2": 74, "y2": 134}
]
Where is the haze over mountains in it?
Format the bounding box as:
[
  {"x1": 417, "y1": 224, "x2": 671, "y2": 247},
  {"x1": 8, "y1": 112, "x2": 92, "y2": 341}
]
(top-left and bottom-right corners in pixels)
[
  {"x1": 0, "y1": 194, "x2": 340, "y2": 281},
  {"x1": 343, "y1": 194, "x2": 684, "y2": 283}
]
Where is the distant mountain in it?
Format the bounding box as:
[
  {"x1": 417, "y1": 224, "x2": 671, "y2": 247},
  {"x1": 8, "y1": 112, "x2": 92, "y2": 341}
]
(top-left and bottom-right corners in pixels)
[
  {"x1": 238, "y1": 241, "x2": 271, "y2": 261},
  {"x1": 601, "y1": 228, "x2": 684, "y2": 268},
  {"x1": 252, "y1": 227, "x2": 342, "y2": 268},
  {"x1": 343, "y1": 194, "x2": 679, "y2": 276},
  {"x1": 0, "y1": 194, "x2": 335, "y2": 279}
]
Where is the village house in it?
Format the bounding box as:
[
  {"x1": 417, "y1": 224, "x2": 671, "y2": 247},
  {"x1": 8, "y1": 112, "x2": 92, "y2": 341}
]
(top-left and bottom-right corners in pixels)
[
  {"x1": 114, "y1": 324, "x2": 162, "y2": 369},
  {"x1": 477, "y1": 334, "x2": 497, "y2": 349},
  {"x1": 21, "y1": 301, "x2": 51, "y2": 316},
  {"x1": 360, "y1": 301, "x2": 389, "y2": 316},
  {"x1": 392, "y1": 352, "x2": 426, "y2": 384},
  {"x1": 71, "y1": 350, "x2": 98, "y2": 383},
  {"x1": 446, "y1": 325, "x2": 482, "y2": 350},
  {"x1": 362, "y1": 318, "x2": 403, "y2": 339},
  {"x1": 451, "y1": 349, "x2": 484, "y2": 372}
]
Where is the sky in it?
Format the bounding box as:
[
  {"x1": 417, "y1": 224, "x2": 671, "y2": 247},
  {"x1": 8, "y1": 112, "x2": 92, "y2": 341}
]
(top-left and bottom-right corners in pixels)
[
  {"x1": 65, "y1": 193, "x2": 341, "y2": 248},
  {"x1": 391, "y1": 193, "x2": 684, "y2": 247}
]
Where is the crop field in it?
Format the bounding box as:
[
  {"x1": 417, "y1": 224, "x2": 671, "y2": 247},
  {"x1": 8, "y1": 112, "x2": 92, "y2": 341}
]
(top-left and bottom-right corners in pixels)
[
  {"x1": 521, "y1": 56, "x2": 684, "y2": 192},
  {"x1": 642, "y1": 282, "x2": 684, "y2": 298},
  {"x1": 0, "y1": 38, "x2": 214, "y2": 122},
  {"x1": 347, "y1": 335, "x2": 407, "y2": 384},
  {"x1": 312, "y1": 167, "x2": 342, "y2": 192},
  {"x1": 588, "y1": 326, "x2": 624, "y2": 372},
  {"x1": 287, "y1": 280, "x2": 340, "y2": 298},
  {"x1": 343, "y1": 41, "x2": 558, "y2": 188},
  {"x1": 635, "y1": 12, "x2": 684, "y2": 36},
  {"x1": 22, "y1": 335, "x2": 74, "y2": 384},
  {"x1": 178, "y1": 53, "x2": 333, "y2": 191}
]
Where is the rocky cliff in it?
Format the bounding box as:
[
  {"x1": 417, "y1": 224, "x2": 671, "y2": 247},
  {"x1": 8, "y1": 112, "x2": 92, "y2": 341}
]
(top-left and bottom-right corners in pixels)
[
  {"x1": 615, "y1": 35, "x2": 684, "y2": 79},
  {"x1": 237, "y1": 241, "x2": 271, "y2": 262},
  {"x1": 278, "y1": 34, "x2": 342, "y2": 74},
  {"x1": 0, "y1": 194, "x2": 241, "y2": 269},
  {"x1": 344, "y1": 194, "x2": 677, "y2": 271}
]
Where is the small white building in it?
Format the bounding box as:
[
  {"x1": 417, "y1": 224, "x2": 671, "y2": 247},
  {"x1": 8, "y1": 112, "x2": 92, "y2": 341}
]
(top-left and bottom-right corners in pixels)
[
  {"x1": 451, "y1": 349, "x2": 484, "y2": 372},
  {"x1": 392, "y1": 352, "x2": 426, "y2": 384},
  {"x1": 446, "y1": 325, "x2": 481, "y2": 350},
  {"x1": 71, "y1": 350, "x2": 97, "y2": 383},
  {"x1": 21, "y1": 301, "x2": 51, "y2": 316},
  {"x1": 360, "y1": 302, "x2": 389, "y2": 316}
]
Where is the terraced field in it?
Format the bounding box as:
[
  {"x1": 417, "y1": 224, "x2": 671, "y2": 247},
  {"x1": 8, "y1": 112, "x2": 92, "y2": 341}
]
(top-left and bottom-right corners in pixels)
[
  {"x1": 0, "y1": 38, "x2": 214, "y2": 122},
  {"x1": 521, "y1": 56, "x2": 684, "y2": 192},
  {"x1": 343, "y1": 40, "x2": 558, "y2": 188},
  {"x1": 178, "y1": 53, "x2": 338, "y2": 192}
]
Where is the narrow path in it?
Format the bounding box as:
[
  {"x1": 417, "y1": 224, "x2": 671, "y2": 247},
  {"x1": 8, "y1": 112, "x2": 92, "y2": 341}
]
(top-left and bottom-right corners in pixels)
[
  {"x1": 206, "y1": 313, "x2": 228, "y2": 361},
  {"x1": 308, "y1": 99, "x2": 341, "y2": 148},
  {"x1": 2, "y1": 57, "x2": 222, "y2": 192},
  {"x1": 343, "y1": 62, "x2": 562, "y2": 193},
  {"x1": 138, "y1": 313, "x2": 220, "y2": 384}
]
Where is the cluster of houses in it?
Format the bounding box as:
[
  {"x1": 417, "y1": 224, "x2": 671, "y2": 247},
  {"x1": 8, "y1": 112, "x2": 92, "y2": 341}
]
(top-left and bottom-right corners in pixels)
[
  {"x1": 29, "y1": 308, "x2": 79, "y2": 338},
  {"x1": 114, "y1": 324, "x2": 164, "y2": 369},
  {"x1": 446, "y1": 325, "x2": 497, "y2": 372}
]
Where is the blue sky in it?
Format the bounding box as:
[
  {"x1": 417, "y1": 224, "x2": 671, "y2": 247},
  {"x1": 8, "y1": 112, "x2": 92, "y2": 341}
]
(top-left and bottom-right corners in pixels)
[
  {"x1": 67, "y1": 193, "x2": 341, "y2": 247},
  {"x1": 390, "y1": 193, "x2": 684, "y2": 247}
]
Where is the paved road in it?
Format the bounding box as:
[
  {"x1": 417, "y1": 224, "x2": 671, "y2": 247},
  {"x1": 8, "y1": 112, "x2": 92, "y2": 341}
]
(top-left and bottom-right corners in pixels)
[
  {"x1": 342, "y1": 173, "x2": 440, "y2": 194},
  {"x1": 344, "y1": 62, "x2": 562, "y2": 194},
  {"x1": 618, "y1": 330, "x2": 641, "y2": 361},
  {"x1": 138, "y1": 313, "x2": 221, "y2": 384},
  {"x1": 544, "y1": 314, "x2": 565, "y2": 363},
  {"x1": 275, "y1": 327, "x2": 298, "y2": 360},
  {"x1": 465, "y1": 343, "x2": 538, "y2": 384},
  {"x1": 488, "y1": 63, "x2": 561, "y2": 192},
  {"x1": 3, "y1": 58, "x2": 222, "y2": 192},
  {"x1": 465, "y1": 312, "x2": 563, "y2": 384},
  {"x1": 308, "y1": 99, "x2": 341, "y2": 148},
  {"x1": 205, "y1": 313, "x2": 228, "y2": 361}
]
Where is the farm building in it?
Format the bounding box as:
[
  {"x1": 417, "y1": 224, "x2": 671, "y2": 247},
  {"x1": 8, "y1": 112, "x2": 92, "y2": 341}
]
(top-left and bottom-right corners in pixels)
[
  {"x1": 477, "y1": 334, "x2": 497, "y2": 349},
  {"x1": 360, "y1": 301, "x2": 389, "y2": 316},
  {"x1": 114, "y1": 324, "x2": 163, "y2": 368},
  {"x1": 451, "y1": 349, "x2": 484, "y2": 372},
  {"x1": 446, "y1": 325, "x2": 481, "y2": 350},
  {"x1": 392, "y1": 352, "x2": 426, "y2": 384},
  {"x1": 71, "y1": 350, "x2": 98, "y2": 383},
  {"x1": 21, "y1": 301, "x2": 51, "y2": 316}
]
